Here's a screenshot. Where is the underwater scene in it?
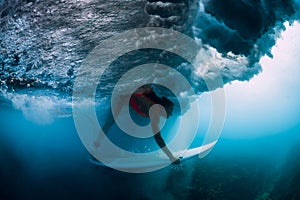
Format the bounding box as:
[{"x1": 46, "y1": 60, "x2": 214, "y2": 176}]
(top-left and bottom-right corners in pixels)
[{"x1": 1, "y1": 0, "x2": 300, "y2": 199}]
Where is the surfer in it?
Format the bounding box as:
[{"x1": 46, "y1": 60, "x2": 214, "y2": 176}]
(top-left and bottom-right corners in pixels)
[{"x1": 94, "y1": 84, "x2": 181, "y2": 164}]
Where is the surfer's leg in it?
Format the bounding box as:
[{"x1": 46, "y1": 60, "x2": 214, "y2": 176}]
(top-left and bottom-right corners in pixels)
[
  {"x1": 93, "y1": 110, "x2": 114, "y2": 148},
  {"x1": 94, "y1": 96, "x2": 124, "y2": 148}
]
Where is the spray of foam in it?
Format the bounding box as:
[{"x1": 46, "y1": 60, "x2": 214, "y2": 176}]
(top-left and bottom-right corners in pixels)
[{"x1": 1, "y1": 90, "x2": 72, "y2": 124}]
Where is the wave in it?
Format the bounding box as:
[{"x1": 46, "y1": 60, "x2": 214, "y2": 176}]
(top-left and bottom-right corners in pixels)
[{"x1": 0, "y1": 0, "x2": 299, "y2": 123}]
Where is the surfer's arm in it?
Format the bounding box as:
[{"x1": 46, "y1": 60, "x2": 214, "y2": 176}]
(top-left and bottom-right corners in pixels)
[{"x1": 150, "y1": 108, "x2": 178, "y2": 163}]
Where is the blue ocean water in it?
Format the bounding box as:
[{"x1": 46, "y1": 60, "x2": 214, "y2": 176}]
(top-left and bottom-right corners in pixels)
[
  {"x1": 1, "y1": 102, "x2": 299, "y2": 200},
  {"x1": 1, "y1": 0, "x2": 300, "y2": 199}
]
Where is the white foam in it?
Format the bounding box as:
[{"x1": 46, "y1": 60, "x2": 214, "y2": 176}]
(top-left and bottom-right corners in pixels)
[{"x1": 1, "y1": 90, "x2": 72, "y2": 124}]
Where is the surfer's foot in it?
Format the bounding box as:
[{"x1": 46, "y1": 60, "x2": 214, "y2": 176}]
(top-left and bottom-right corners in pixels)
[
  {"x1": 90, "y1": 155, "x2": 98, "y2": 162},
  {"x1": 89, "y1": 155, "x2": 103, "y2": 166}
]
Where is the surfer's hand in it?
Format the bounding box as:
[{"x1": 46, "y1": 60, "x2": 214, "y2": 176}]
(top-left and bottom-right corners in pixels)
[{"x1": 171, "y1": 157, "x2": 181, "y2": 165}]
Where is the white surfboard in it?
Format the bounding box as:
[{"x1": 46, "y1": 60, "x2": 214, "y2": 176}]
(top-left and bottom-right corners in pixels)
[{"x1": 89, "y1": 140, "x2": 217, "y2": 171}]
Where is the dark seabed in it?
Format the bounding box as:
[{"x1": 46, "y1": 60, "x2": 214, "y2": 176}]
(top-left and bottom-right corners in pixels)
[{"x1": 1, "y1": 104, "x2": 299, "y2": 200}]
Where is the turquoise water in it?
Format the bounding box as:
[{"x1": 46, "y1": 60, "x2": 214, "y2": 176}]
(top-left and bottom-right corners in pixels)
[
  {"x1": 1, "y1": 104, "x2": 299, "y2": 200},
  {"x1": 1, "y1": 0, "x2": 300, "y2": 199}
]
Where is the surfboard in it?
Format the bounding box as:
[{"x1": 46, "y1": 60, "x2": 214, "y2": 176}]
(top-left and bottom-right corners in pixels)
[{"x1": 89, "y1": 140, "x2": 217, "y2": 171}]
